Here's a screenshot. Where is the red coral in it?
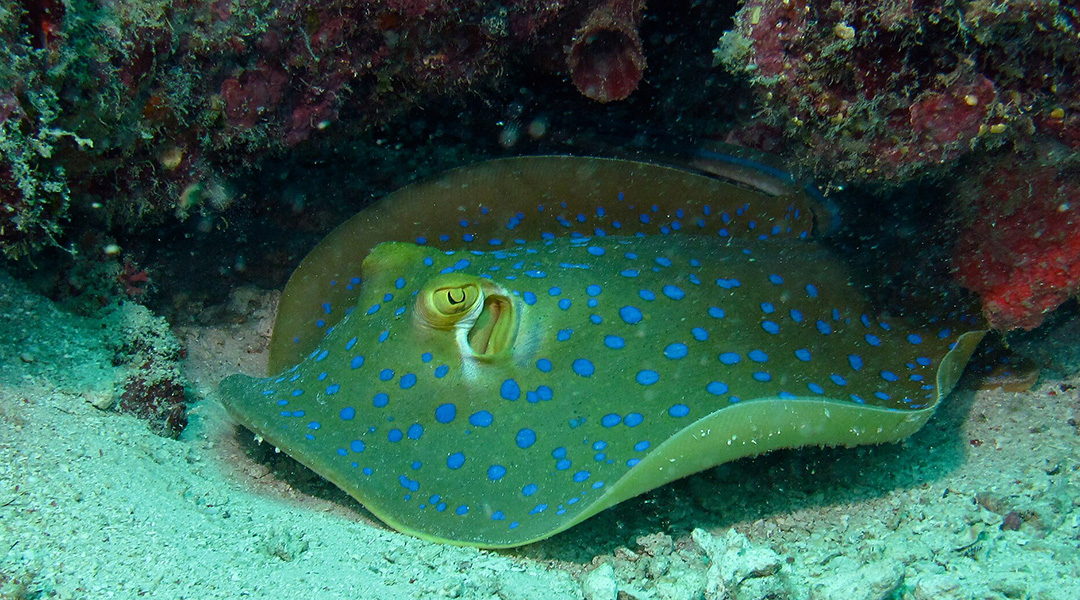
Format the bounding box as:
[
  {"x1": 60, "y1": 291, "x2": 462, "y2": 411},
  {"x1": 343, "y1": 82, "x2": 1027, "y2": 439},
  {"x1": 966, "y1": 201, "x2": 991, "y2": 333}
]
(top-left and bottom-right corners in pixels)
[
  {"x1": 118, "y1": 365, "x2": 188, "y2": 438},
  {"x1": 567, "y1": 0, "x2": 646, "y2": 103},
  {"x1": 952, "y1": 163, "x2": 1080, "y2": 330},
  {"x1": 221, "y1": 63, "x2": 290, "y2": 129},
  {"x1": 909, "y1": 76, "x2": 996, "y2": 147}
]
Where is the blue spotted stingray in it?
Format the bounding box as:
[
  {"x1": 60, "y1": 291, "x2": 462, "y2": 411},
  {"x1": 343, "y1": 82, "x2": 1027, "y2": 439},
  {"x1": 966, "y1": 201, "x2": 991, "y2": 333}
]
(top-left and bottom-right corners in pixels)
[{"x1": 219, "y1": 156, "x2": 984, "y2": 547}]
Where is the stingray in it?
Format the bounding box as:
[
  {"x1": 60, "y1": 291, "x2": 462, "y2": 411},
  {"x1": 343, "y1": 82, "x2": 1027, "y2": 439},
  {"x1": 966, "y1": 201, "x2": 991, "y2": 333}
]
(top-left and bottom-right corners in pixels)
[{"x1": 219, "y1": 156, "x2": 984, "y2": 548}]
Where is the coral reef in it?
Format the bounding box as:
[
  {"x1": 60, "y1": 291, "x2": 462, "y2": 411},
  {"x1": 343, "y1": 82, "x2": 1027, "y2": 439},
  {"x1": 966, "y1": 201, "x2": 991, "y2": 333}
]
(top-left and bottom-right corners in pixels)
[
  {"x1": 1, "y1": 0, "x2": 649, "y2": 260},
  {"x1": 716, "y1": 0, "x2": 1080, "y2": 183},
  {"x1": 952, "y1": 159, "x2": 1080, "y2": 331}
]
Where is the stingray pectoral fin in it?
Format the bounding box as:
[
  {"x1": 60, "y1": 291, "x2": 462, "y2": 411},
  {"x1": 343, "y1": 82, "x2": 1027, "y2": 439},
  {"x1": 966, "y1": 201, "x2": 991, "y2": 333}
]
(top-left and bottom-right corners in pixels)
[{"x1": 537, "y1": 330, "x2": 988, "y2": 542}]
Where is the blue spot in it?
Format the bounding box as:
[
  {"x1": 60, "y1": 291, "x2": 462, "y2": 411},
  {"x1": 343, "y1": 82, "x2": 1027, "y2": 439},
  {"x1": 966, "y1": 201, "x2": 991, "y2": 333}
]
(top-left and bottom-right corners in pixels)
[
  {"x1": 552, "y1": 447, "x2": 567, "y2": 459},
  {"x1": 316, "y1": 319, "x2": 326, "y2": 328},
  {"x1": 668, "y1": 404, "x2": 690, "y2": 418},
  {"x1": 601, "y1": 414, "x2": 621, "y2": 427},
  {"x1": 708, "y1": 306, "x2": 726, "y2": 319},
  {"x1": 620, "y1": 269, "x2": 639, "y2": 278},
  {"x1": 394, "y1": 277, "x2": 406, "y2": 289},
  {"x1": 590, "y1": 314, "x2": 603, "y2": 324},
  {"x1": 325, "y1": 383, "x2": 340, "y2": 395},
  {"x1": 816, "y1": 320, "x2": 832, "y2": 335},
  {"x1": 321, "y1": 302, "x2": 332, "y2": 315},
  {"x1": 655, "y1": 257, "x2": 672, "y2": 267},
  {"x1": 719, "y1": 352, "x2": 741, "y2": 365},
  {"x1": 469, "y1": 411, "x2": 494, "y2": 427},
  {"x1": 373, "y1": 393, "x2": 389, "y2": 408},
  {"x1": 447, "y1": 452, "x2": 465, "y2": 470},
  {"x1": 573, "y1": 470, "x2": 591, "y2": 482},
  {"x1": 795, "y1": 348, "x2": 811, "y2": 361},
  {"x1": 638, "y1": 289, "x2": 656, "y2": 301},
  {"x1": 748, "y1": 349, "x2": 769, "y2": 363},
  {"x1": 664, "y1": 343, "x2": 689, "y2": 359},
  {"x1": 536, "y1": 358, "x2": 553, "y2": 372},
  {"x1": 523, "y1": 292, "x2": 537, "y2": 305},
  {"x1": 387, "y1": 429, "x2": 403, "y2": 442},
  {"x1": 881, "y1": 370, "x2": 900, "y2": 382},
  {"x1": 661, "y1": 285, "x2": 685, "y2": 300},
  {"x1": 558, "y1": 298, "x2": 572, "y2": 310},
  {"x1": 340, "y1": 407, "x2": 355, "y2": 420},
  {"x1": 587, "y1": 246, "x2": 606, "y2": 256},
  {"x1": 525, "y1": 270, "x2": 547, "y2": 278},
  {"x1": 761, "y1": 302, "x2": 775, "y2": 314},
  {"x1": 707, "y1": 381, "x2": 729, "y2": 395},
  {"x1": 366, "y1": 304, "x2": 381, "y2": 315},
  {"x1": 790, "y1": 309, "x2": 804, "y2": 323},
  {"x1": 345, "y1": 337, "x2": 357, "y2": 350},
  {"x1": 634, "y1": 440, "x2": 651, "y2": 452},
  {"x1": 604, "y1": 335, "x2": 626, "y2": 349},
  {"x1": 769, "y1": 274, "x2": 783, "y2": 285},
  {"x1": 917, "y1": 357, "x2": 932, "y2": 366},
  {"x1": 548, "y1": 286, "x2": 562, "y2": 296},
  {"x1": 400, "y1": 373, "x2": 417, "y2": 389},
  {"x1": 762, "y1": 320, "x2": 780, "y2": 334},
  {"x1": 516, "y1": 429, "x2": 536, "y2": 449},
  {"x1": 624, "y1": 413, "x2": 644, "y2": 427},
  {"x1": 500, "y1": 379, "x2": 521, "y2": 401},
  {"x1": 692, "y1": 327, "x2": 709, "y2": 341},
  {"x1": 636, "y1": 370, "x2": 660, "y2": 386},
  {"x1": 315, "y1": 349, "x2": 329, "y2": 362},
  {"x1": 572, "y1": 359, "x2": 595, "y2": 377},
  {"x1": 379, "y1": 369, "x2": 394, "y2": 381},
  {"x1": 421, "y1": 352, "x2": 432, "y2": 363},
  {"x1": 435, "y1": 404, "x2": 457, "y2": 423},
  {"x1": 808, "y1": 382, "x2": 825, "y2": 394},
  {"x1": 845, "y1": 354, "x2": 865, "y2": 371},
  {"x1": 806, "y1": 283, "x2": 819, "y2": 297},
  {"x1": 907, "y1": 334, "x2": 923, "y2": 344},
  {"x1": 350, "y1": 440, "x2": 366, "y2": 453},
  {"x1": 523, "y1": 484, "x2": 538, "y2": 496},
  {"x1": 307, "y1": 421, "x2": 321, "y2": 430},
  {"x1": 407, "y1": 424, "x2": 423, "y2": 440},
  {"x1": 557, "y1": 329, "x2": 572, "y2": 341},
  {"x1": 456, "y1": 505, "x2": 469, "y2": 516},
  {"x1": 752, "y1": 371, "x2": 772, "y2": 382},
  {"x1": 715, "y1": 278, "x2": 741, "y2": 289},
  {"x1": 556, "y1": 459, "x2": 571, "y2": 470},
  {"x1": 291, "y1": 389, "x2": 304, "y2": 397},
  {"x1": 487, "y1": 465, "x2": 507, "y2": 481},
  {"x1": 830, "y1": 374, "x2": 848, "y2": 386},
  {"x1": 586, "y1": 284, "x2": 602, "y2": 296},
  {"x1": 865, "y1": 334, "x2": 881, "y2": 346},
  {"x1": 619, "y1": 306, "x2": 644, "y2": 324},
  {"x1": 537, "y1": 386, "x2": 553, "y2": 400},
  {"x1": 378, "y1": 331, "x2": 389, "y2": 343}
]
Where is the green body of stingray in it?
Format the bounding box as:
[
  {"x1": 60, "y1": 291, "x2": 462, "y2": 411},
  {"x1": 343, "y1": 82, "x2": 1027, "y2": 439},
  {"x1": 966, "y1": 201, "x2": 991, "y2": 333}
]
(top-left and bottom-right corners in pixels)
[{"x1": 220, "y1": 156, "x2": 984, "y2": 548}]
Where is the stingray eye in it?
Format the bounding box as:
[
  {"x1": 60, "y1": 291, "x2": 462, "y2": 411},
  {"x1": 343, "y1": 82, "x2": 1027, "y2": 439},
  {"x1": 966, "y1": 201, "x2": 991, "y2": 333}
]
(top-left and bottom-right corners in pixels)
[{"x1": 427, "y1": 284, "x2": 481, "y2": 321}]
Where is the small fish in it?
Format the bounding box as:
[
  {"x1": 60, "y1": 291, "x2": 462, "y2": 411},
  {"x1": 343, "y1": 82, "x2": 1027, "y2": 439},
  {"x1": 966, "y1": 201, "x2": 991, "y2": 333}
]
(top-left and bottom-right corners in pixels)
[{"x1": 220, "y1": 156, "x2": 984, "y2": 547}]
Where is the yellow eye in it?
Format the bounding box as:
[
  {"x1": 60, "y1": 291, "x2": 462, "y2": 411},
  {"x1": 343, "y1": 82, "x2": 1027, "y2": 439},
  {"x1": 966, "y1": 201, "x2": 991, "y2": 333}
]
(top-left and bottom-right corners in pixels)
[
  {"x1": 415, "y1": 277, "x2": 483, "y2": 329},
  {"x1": 433, "y1": 285, "x2": 480, "y2": 316}
]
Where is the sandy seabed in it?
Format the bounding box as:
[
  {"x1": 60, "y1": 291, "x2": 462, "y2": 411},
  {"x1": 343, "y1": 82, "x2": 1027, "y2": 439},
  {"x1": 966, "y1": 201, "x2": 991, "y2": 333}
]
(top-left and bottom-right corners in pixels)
[{"x1": 1, "y1": 272, "x2": 1077, "y2": 600}]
